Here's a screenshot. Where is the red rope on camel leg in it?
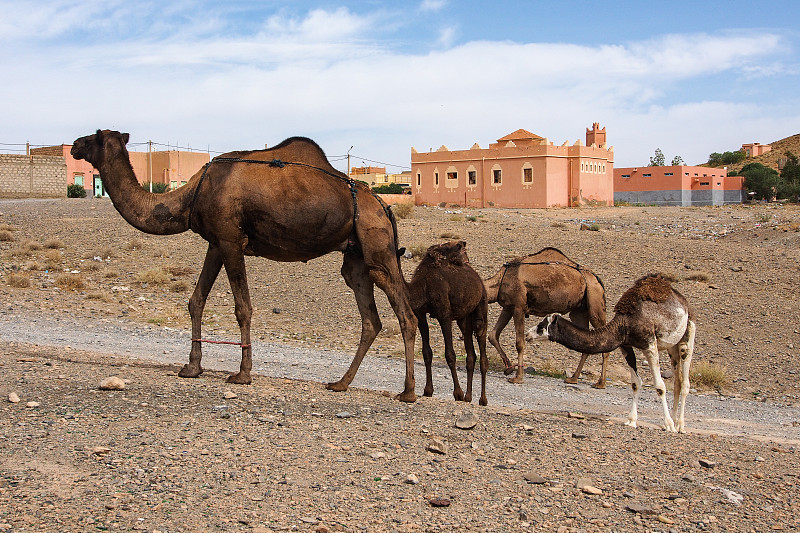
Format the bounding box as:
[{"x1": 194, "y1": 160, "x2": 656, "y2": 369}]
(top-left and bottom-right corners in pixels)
[{"x1": 192, "y1": 338, "x2": 252, "y2": 348}]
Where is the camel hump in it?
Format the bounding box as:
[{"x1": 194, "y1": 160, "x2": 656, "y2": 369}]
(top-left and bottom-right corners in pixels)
[
  {"x1": 216, "y1": 136, "x2": 339, "y2": 175},
  {"x1": 614, "y1": 273, "x2": 675, "y2": 315}
]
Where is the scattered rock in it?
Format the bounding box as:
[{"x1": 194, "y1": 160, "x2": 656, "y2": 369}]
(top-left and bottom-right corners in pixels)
[
  {"x1": 429, "y1": 497, "x2": 450, "y2": 507},
  {"x1": 405, "y1": 473, "x2": 420, "y2": 485},
  {"x1": 223, "y1": 390, "x2": 238, "y2": 399},
  {"x1": 427, "y1": 438, "x2": 447, "y2": 455},
  {"x1": 657, "y1": 515, "x2": 675, "y2": 524},
  {"x1": 699, "y1": 459, "x2": 716, "y2": 469},
  {"x1": 523, "y1": 472, "x2": 547, "y2": 484},
  {"x1": 582, "y1": 485, "x2": 603, "y2": 495},
  {"x1": 91, "y1": 446, "x2": 112, "y2": 456},
  {"x1": 25, "y1": 401, "x2": 39, "y2": 408},
  {"x1": 369, "y1": 451, "x2": 386, "y2": 460},
  {"x1": 455, "y1": 412, "x2": 479, "y2": 430},
  {"x1": 99, "y1": 376, "x2": 126, "y2": 390},
  {"x1": 567, "y1": 412, "x2": 585, "y2": 419},
  {"x1": 8, "y1": 392, "x2": 20, "y2": 403},
  {"x1": 572, "y1": 432, "x2": 587, "y2": 439},
  {"x1": 336, "y1": 411, "x2": 352, "y2": 419},
  {"x1": 626, "y1": 503, "x2": 657, "y2": 515}
]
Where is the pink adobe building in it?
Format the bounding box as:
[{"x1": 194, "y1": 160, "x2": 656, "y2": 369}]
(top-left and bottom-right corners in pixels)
[
  {"x1": 411, "y1": 124, "x2": 614, "y2": 208},
  {"x1": 33, "y1": 144, "x2": 209, "y2": 197},
  {"x1": 613, "y1": 166, "x2": 743, "y2": 206},
  {"x1": 741, "y1": 142, "x2": 771, "y2": 158}
]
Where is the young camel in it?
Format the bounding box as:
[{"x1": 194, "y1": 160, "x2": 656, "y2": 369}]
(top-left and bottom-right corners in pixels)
[
  {"x1": 527, "y1": 274, "x2": 696, "y2": 432},
  {"x1": 483, "y1": 247, "x2": 608, "y2": 386},
  {"x1": 408, "y1": 241, "x2": 489, "y2": 406}
]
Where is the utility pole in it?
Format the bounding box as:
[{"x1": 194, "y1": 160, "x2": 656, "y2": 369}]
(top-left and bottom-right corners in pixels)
[
  {"x1": 347, "y1": 146, "x2": 353, "y2": 176},
  {"x1": 148, "y1": 140, "x2": 153, "y2": 193}
]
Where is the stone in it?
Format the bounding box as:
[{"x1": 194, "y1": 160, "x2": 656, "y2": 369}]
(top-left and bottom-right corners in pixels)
[
  {"x1": 582, "y1": 485, "x2": 603, "y2": 495},
  {"x1": 99, "y1": 376, "x2": 126, "y2": 391},
  {"x1": 572, "y1": 432, "x2": 587, "y2": 439},
  {"x1": 523, "y1": 472, "x2": 547, "y2": 484},
  {"x1": 8, "y1": 392, "x2": 20, "y2": 403},
  {"x1": 223, "y1": 390, "x2": 238, "y2": 399},
  {"x1": 455, "y1": 412, "x2": 479, "y2": 430},
  {"x1": 405, "y1": 473, "x2": 420, "y2": 485},
  {"x1": 698, "y1": 459, "x2": 716, "y2": 469},
  {"x1": 369, "y1": 452, "x2": 386, "y2": 460},
  {"x1": 427, "y1": 438, "x2": 447, "y2": 455},
  {"x1": 575, "y1": 477, "x2": 593, "y2": 490},
  {"x1": 429, "y1": 497, "x2": 450, "y2": 507},
  {"x1": 336, "y1": 411, "x2": 352, "y2": 419},
  {"x1": 91, "y1": 446, "x2": 112, "y2": 456},
  {"x1": 26, "y1": 401, "x2": 39, "y2": 408},
  {"x1": 626, "y1": 503, "x2": 657, "y2": 515},
  {"x1": 657, "y1": 515, "x2": 675, "y2": 524},
  {"x1": 567, "y1": 412, "x2": 585, "y2": 419}
]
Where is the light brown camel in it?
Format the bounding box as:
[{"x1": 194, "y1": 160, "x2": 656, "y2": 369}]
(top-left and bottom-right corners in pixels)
[
  {"x1": 527, "y1": 274, "x2": 696, "y2": 432},
  {"x1": 71, "y1": 130, "x2": 419, "y2": 402},
  {"x1": 408, "y1": 241, "x2": 489, "y2": 406},
  {"x1": 483, "y1": 247, "x2": 608, "y2": 386}
]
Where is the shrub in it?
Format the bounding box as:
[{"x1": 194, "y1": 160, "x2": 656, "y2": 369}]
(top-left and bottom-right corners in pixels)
[
  {"x1": 439, "y1": 232, "x2": 460, "y2": 240},
  {"x1": 691, "y1": 361, "x2": 728, "y2": 390},
  {"x1": 170, "y1": 280, "x2": 190, "y2": 292},
  {"x1": 142, "y1": 182, "x2": 169, "y2": 193},
  {"x1": 7, "y1": 272, "x2": 30, "y2": 288},
  {"x1": 44, "y1": 249, "x2": 62, "y2": 267},
  {"x1": 124, "y1": 238, "x2": 145, "y2": 251},
  {"x1": 136, "y1": 267, "x2": 170, "y2": 285},
  {"x1": 0, "y1": 230, "x2": 14, "y2": 242},
  {"x1": 372, "y1": 183, "x2": 406, "y2": 194},
  {"x1": 167, "y1": 265, "x2": 195, "y2": 277},
  {"x1": 448, "y1": 214, "x2": 463, "y2": 222},
  {"x1": 67, "y1": 184, "x2": 87, "y2": 198},
  {"x1": 56, "y1": 273, "x2": 86, "y2": 291},
  {"x1": 392, "y1": 203, "x2": 414, "y2": 219},
  {"x1": 43, "y1": 238, "x2": 64, "y2": 249},
  {"x1": 407, "y1": 244, "x2": 428, "y2": 258},
  {"x1": 684, "y1": 271, "x2": 711, "y2": 282},
  {"x1": 86, "y1": 291, "x2": 113, "y2": 303},
  {"x1": 466, "y1": 215, "x2": 477, "y2": 222}
]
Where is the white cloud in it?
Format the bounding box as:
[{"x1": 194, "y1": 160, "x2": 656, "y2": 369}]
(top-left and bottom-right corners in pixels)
[{"x1": 419, "y1": 0, "x2": 447, "y2": 12}]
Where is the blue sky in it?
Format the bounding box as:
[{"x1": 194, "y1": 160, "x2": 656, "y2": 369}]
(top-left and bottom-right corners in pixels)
[{"x1": 2, "y1": 0, "x2": 798, "y2": 170}]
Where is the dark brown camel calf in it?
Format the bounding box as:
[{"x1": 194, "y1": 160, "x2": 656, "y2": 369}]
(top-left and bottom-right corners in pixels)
[{"x1": 408, "y1": 241, "x2": 489, "y2": 406}]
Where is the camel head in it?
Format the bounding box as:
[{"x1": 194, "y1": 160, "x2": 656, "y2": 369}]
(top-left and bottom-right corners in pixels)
[
  {"x1": 525, "y1": 314, "x2": 559, "y2": 343},
  {"x1": 425, "y1": 240, "x2": 469, "y2": 267},
  {"x1": 71, "y1": 130, "x2": 130, "y2": 168}
]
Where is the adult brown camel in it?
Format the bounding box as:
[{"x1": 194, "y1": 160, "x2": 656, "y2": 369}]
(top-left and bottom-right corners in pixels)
[
  {"x1": 408, "y1": 241, "x2": 489, "y2": 405},
  {"x1": 527, "y1": 274, "x2": 696, "y2": 432},
  {"x1": 71, "y1": 130, "x2": 419, "y2": 402},
  {"x1": 483, "y1": 247, "x2": 608, "y2": 386}
]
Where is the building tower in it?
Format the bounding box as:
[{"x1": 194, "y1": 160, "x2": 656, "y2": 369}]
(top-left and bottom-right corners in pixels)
[{"x1": 586, "y1": 122, "x2": 606, "y2": 148}]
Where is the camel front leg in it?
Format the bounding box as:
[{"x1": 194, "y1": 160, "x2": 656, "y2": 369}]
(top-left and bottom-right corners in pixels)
[
  {"x1": 593, "y1": 352, "x2": 609, "y2": 389},
  {"x1": 488, "y1": 307, "x2": 514, "y2": 373},
  {"x1": 643, "y1": 344, "x2": 675, "y2": 432},
  {"x1": 419, "y1": 313, "x2": 435, "y2": 397},
  {"x1": 509, "y1": 308, "x2": 527, "y2": 384},
  {"x1": 621, "y1": 346, "x2": 642, "y2": 428},
  {"x1": 180, "y1": 244, "x2": 223, "y2": 379},
  {"x1": 219, "y1": 242, "x2": 253, "y2": 385},
  {"x1": 457, "y1": 317, "x2": 476, "y2": 403},
  {"x1": 327, "y1": 253, "x2": 383, "y2": 394},
  {"x1": 440, "y1": 318, "x2": 464, "y2": 401},
  {"x1": 672, "y1": 321, "x2": 696, "y2": 433}
]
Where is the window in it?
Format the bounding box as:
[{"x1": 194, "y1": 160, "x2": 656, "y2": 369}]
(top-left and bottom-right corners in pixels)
[
  {"x1": 664, "y1": 172, "x2": 673, "y2": 176},
  {"x1": 74, "y1": 173, "x2": 84, "y2": 186},
  {"x1": 446, "y1": 169, "x2": 458, "y2": 187},
  {"x1": 621, "y1": 174, "x2": 631, "y2": 178},
  {"x1": 493, "y1": 169, "x2": 502, "y2": 184},
  {"x1": 700, "y1": 181, "x2": 710, "y2": 186},
  {"x1": 434, "y1": 172, "x2": 439, "y2": 186},
  {"x1": 416, "y1": 172, "x2": 421, "y2": 187},
  {"x1": 170, "y1": 181, "x2": 178, "y2": 190},
  {"x1": 643, "y1": 173, "x2": 652, "y2": 177},
  {"x1": 523, "y1": 167, "x2": 533, "y2": 183},
  {"x1": 468, "y1": 170, "x2": 477, "y2": 186},
  {"x1": 684, "y1": 172, "x2": 689, "y2": 176}
]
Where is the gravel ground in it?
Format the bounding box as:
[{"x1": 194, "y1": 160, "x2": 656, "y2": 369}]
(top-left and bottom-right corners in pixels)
[{"x1": 1, "y1": 198, "x2": 799, "y2": 532}]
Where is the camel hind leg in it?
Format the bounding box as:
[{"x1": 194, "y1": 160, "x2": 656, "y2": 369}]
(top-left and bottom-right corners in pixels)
[
  {"x1": 621, "y1": 346, "x2": 643, "y2": 428},
  {"x1": 217, "y1": 241, "x2": 254, "y2": 385},
  {"x1": 565, "y1": 309, "x2": 592, "y2": 386},
  {"x1": 419, "y1": 313, "x2": 435, "y2": 397},
  {"x1": 181, "y1": 244, "x2": 224, "y2": 379},
  {"x1": 671, "y1": 320, "x2": 696, "y2": 433},
  {"x1": 327, "y1": 252, "x2": 382, "y2": 393},
  {"x1": 488, "y1": 307, "x2": 515, "y2": 373},
  {"x1": 439, "y1": 317, "x2": 464, "y2": 401},
  {"x1": 508, "y1": 307, "x2": 527, "y2": 384},
  {"x1": 457, "y1": 316, "x2": 476, "y2": 403},
  {"x1": 642, "y1": 342, "x2": 676, "y2": 432}
]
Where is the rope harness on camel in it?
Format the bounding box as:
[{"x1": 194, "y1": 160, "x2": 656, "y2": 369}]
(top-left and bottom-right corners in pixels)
[{"x1": 188, "y1": 156, "x2": 397, "y2": 349}]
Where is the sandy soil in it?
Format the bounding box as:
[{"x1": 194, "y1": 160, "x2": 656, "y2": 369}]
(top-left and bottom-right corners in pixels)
[{"x1": 1, "y1": 198, "x2": 799, "y2": 531}]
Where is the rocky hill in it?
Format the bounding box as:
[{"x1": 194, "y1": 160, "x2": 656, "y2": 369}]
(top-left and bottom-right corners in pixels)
[{"x1": 725, "y1": 132, "x2": 800, "y2": 173}]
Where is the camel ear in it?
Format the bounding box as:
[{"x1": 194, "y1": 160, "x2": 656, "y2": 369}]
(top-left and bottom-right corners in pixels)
[
  {"x1": 121, "y1": 133, "x2": 130, "y2": 144},
  {"x1": 459, "y1": 240, "x2": 467, "y2": 249}
]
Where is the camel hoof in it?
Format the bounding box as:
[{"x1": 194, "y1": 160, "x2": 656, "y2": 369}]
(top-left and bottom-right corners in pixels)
[
  {"x1": 591, "y1": 381, "x2": 606, "y2": 389},
  {"x1": 479, "y1": 397, "x2": 488, "y2": 407},
  {"x1": 326, "y1": 381, "x2": 349, "y2": 392},
  {"x1": 463, "y1": 393, "x2": 472, "y2": 403},
  {"x1": 508, "y1": 375, "x2": 523, "y2": 384},
  {"x1": 226, "y1": 372, "x2": 252, "y2": 385},
  {"x1": 178, "y1": 364, "x2": 202, "y2": 378},
  {"x1": 453, "y1": 390, "x2": 465, "y2": 402},
  {"x1": 563, "y1": 376, "x2": 579, "y2": 385},
  {"x1": 395, "y1": 390, "x2": 417, "y2": 403},
  {"x1": 503, "y1": 367, "x2": 515, "y2": 376},
  {"x1": 624, "y1": 419, "x2": 637, "y2": 428},
  {"x1": 423, "y1": 386, "x2": 433, "y2": 397}
]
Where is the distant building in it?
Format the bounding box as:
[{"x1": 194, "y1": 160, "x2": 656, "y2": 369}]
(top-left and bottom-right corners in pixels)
[
  {"x1": 410, "y1": 124, "x2": 614, "y2": 208},
  {"x1": 613, "y1": 166, "x2": 743, "y2": 206},
  {"x1": 32, "y1": 144, "x2": 209, "y2": 197},
  {"x1": 741, "y1": 142, "x2": 771, "y2": 158}
]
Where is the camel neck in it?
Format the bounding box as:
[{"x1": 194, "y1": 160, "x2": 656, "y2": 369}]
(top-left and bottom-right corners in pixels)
[{"x1": 550, "y1": 315, "x2": 625, "y2": 354}]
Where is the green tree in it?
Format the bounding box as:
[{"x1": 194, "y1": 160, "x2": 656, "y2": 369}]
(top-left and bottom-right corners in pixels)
[
  {"x1": 708, "y1": 150, "x2": 746, "y2": 166},
  {"x1": 67, "y1": 184, "x2": 86, "y2": 198},
  {"x1": 142, "y1": 182, "x2": 169, "y2": 193},
  {"x1": 740, "y1": 162, "x2": 779, "y2": 201},
  {"x1": 777, "y1": 151, "x2": 800, "y2": 201},
  {"x1": 671, "y1": 155, "x2": 685, "y2": 166},
  {"x1": 372, "y1": 183, "x2": 406, "y2": 194},
  {"x1": 649, "y1": 148, "x2": 665, "y2": 166}
]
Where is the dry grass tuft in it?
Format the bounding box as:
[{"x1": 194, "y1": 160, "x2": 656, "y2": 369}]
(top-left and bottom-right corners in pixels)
[
  {"x1": 167, "y1": 265, "x2": 195, "y2": 277},
  {"x1": 56, "y1": 273, "x2": 86, "y2": 292},
  {"x1": 392, "y1": 203, "x2": 414, "y2": 219},
  {"x1": 136, "y1": 267, "x2": 171, "y2": 285},
  {"x1": 684, "y1": 271, "x2": 711, "y2": 283},
  {"x1": 407, "y1": 244, "x2": 428, "y2": 258},
  {"x1": 82, "y1": 262, "x2": 102, "y2": 272},
  {"x1": 0, "y1": 223, "x2": 16, "y2": 232},
  {"x1": 448, "y1": 214, "x2": 463, "y2": 222},
  {"x1": 0, "y1": 230, "x2": 14, "y2": 242},
  {"x1": 43, "y1": 238, "x2": 64, "y2": 249},
  {"x1": 439, "y1": 232, "x2": 461, "y2": 240},
  {"x1": 86, "y1": 291, "x2": 114, "y2": 303},
  {"x1": 7, "y1": 272, "x2": 30, "y2": 288},
  {"x1": 691, "y1": 361, "x2": 728, "y2": 390},
  {"x1": 124, "y1": 238, "x2": 145, "y2": 251},
  {"x1": 103, "y1": 269, "x2": 120, "y2": 279},
  {"x1": 9, "y1": 240, "x2": 41, "y2": 257},
  {"x1": 44, "y1": 249, "x2": 62, "y2": 267},
  {"x1": 84, "y1": 246, "x2": 115, "y2": 260},
  {"x1": 170, "y1": 280, "x2": 190, "y2": 292}
]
